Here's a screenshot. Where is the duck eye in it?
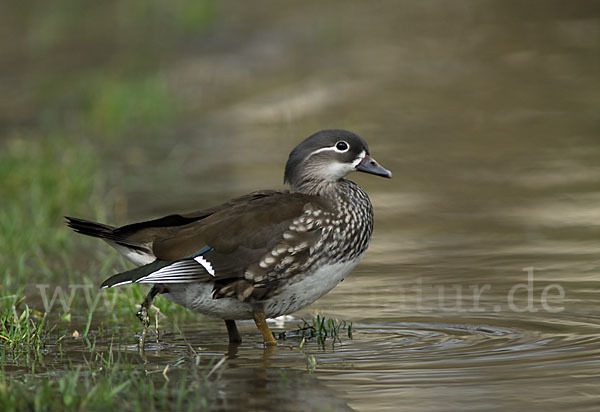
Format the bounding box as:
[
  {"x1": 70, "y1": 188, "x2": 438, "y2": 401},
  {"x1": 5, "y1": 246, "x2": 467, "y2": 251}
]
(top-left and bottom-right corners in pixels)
[{"x1": 335, "y1": 141, "x2": 349, "y2": 152}]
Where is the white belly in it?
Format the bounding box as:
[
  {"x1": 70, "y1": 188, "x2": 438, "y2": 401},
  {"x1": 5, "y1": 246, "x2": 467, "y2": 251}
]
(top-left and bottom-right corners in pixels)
[
  {"x1": 162, "y1": 256, "x2": 363, "y2": 320},
  {"x1": 163, "y1": 283, "x2": 254, "y2": 319},
  {"x1": 261, "y1": 257, "x2": 362, "y2": 318}
]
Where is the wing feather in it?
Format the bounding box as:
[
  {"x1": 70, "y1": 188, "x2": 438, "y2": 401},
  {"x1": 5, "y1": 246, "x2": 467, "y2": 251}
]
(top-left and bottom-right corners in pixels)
[{"x1": 101, "y1": 191, "x2": 333, "y2": 301}]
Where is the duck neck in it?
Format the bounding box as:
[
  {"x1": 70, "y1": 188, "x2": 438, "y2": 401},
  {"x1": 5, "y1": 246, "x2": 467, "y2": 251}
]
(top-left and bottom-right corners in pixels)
[{"x1": 289, "y1": 178, "x2": 339, "y2": 196}]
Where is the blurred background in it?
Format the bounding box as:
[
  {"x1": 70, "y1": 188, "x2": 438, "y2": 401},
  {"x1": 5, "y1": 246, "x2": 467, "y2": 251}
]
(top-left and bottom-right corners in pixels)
[{"x1": 1, "y1": 1, "x2": 599, "y2": 411}]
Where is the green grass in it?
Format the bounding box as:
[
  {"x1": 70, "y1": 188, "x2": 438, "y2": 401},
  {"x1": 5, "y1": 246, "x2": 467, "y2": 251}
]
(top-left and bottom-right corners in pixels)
[
  {"x1": 0, "y1": 289, "x2": 47, "y2": 362},
  {"x1": 0, "y1": 2, "x2": 238, "y2": 410},
  {"x1": 0, "y1": 350, "x2": 224, "y2": 412},
  {"x1": 0, "y1": 49, "x2": 204, "y2": 412},
  {"x1": 297, "y1": 314, "x2": 353, "y2": 350},
  {"x1": 0, "y1": 133, "x2": 102, "y2": 288},
  {"x1": 277, "y1": 314, "x2": 354, "y2": 373}
]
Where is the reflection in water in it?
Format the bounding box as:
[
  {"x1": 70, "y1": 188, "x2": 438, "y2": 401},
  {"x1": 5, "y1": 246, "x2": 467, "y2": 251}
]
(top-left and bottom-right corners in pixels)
[{"x1": 6, "y1": 0, "x2": 600, "y2": 411}]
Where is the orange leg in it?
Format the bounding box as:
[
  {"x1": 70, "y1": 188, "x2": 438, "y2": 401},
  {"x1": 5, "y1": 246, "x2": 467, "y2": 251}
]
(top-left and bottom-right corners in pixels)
[{"x1": 252, "y1": 310, "x2": 277, "y2": 346}]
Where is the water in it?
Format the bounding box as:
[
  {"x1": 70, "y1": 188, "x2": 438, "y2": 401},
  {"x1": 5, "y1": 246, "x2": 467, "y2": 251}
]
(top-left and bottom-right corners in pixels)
[
  {"x1": 7, "y1": 1, "x2": 600, "y2": 410},
  {"x1": 120, "y1": 2, "x2": 600, "y2": 409}
]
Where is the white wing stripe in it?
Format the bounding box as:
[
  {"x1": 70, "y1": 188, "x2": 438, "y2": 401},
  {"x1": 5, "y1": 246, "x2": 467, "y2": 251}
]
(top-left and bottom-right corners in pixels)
[
  {"x1": 135, "y1": 257, "x2": 214, "y2": 284},
  {"x1": 193, "y1": 255, "x2": 215, "y2": 276},
  {"x1": 138, "y1": 277, "x2": 199, "y2": 284},
  {"x1": 138, "y1": 274, "x2": 200, "y2": 283}
]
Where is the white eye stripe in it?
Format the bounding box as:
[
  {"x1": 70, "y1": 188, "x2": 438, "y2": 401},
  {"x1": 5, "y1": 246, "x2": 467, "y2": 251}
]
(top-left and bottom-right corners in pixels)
[{"x1": 310, "y1": 143, "x2": 351, "y2": 156}]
